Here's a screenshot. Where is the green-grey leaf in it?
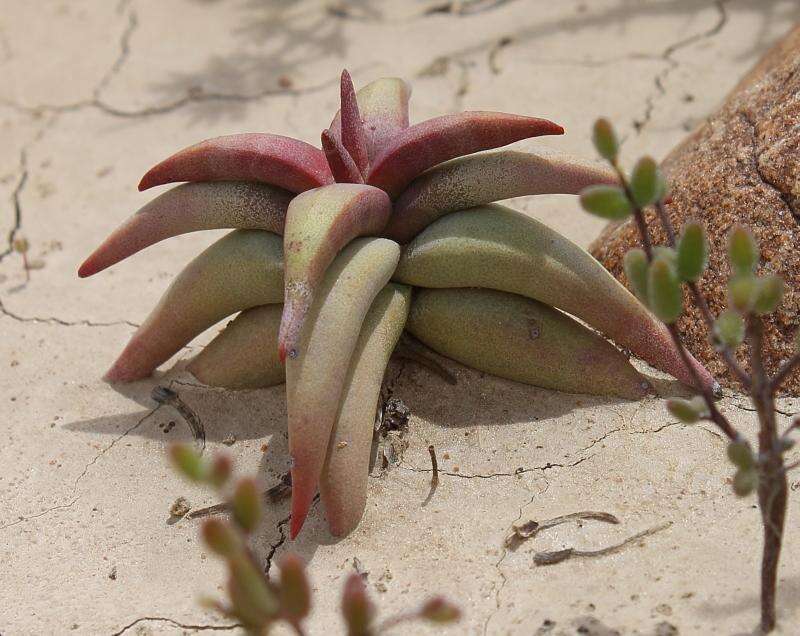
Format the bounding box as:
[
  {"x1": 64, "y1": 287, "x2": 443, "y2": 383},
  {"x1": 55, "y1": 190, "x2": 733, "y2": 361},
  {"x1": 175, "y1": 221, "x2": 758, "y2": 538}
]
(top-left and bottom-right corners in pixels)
[
  {"x1": 623, "y1": 248, "x2": 649, "y2": 302},
  {"x1": 728, "y1": 275, "x2": 758, "y2": 312},
  {"x1": 579, "y1": 185, "x2": 632, "y2": 220},
  {"x1": 592, "y1": 118, "x2": 619, "y2": 162},
  {"x1": 733, "y1": 468, "x2": 758, "y2": 497},
  {"x1": 647, "y1": 259, "x2": 682, "y2": 323},
  {"x1": 727, "y1": 439, "x2": 755, "y2": 470},
  {"x1": 753, "y1": 274, "x2": 784, "y2": 315},
  {"x1": 630, "y1": 156, "x2": 661, "y2": 208},
  {"x1": 667, "y1": 398, "x2": 700, "y2": 423},
  {"x1": 714, "y1": 309, "x2": 745, "y2": 348},
  {"x1": 676, "y1": 221, "x2": 708, "y2": 282},
  {"x1": 728, "y1": 226, "x2": 759, "y2": 276}
]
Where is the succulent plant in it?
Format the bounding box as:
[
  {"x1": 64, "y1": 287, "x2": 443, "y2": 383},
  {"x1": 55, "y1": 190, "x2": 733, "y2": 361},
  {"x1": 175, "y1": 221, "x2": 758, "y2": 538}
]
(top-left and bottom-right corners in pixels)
[{"x1": 80, "y1": 71, "x2": 715, "y2": 539}]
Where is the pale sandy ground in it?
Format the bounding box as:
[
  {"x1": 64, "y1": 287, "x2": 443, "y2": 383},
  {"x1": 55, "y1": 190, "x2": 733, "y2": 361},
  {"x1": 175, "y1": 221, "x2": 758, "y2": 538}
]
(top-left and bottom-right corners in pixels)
[{"x1": 2, "y1": 1, "x2": 800, "y2": 634}]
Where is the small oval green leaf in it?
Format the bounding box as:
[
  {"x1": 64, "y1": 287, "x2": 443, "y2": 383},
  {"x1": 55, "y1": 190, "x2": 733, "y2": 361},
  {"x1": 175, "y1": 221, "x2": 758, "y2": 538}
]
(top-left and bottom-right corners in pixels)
[
  {"x1": 733, "y1": 468, "x2": 758, "y2": 497},
  {"x1": 666, "y1": 398, "x2": 701, "y2": 424},
  {"x1": 728, "y1": 226, "x2": 759, "y2": 276},
  {"x1": 232, "y1": 478, "x2": 262, "y2": 534},
  {"x1": 676, "y1": 221, "x2": 708, "y2": 282},
  {"x1": 753, "y1": 274, "x2": 784, "y2": 315},
  {"x1": 592, "y1": 118, "x2": 619, "y2": 162},
  {"x1": 714, "y1": 309, "x2": 745, "y2": 348},
  {"x1": 169, "y1": 444, "x2": 208, "y2": 482},
  {"x1": 580, "y1": 185, "x2": 632, "y2": 220},
  {"x1": 630, "y1": 156, "x2": 661, "y2": 207},
  {"x1": 728, "y1": 275, "x2": 758, "y2": 312},
  {"x1": 647, "y1": 259, "x2": 683, "y2": 323},
  {"x1": 727, "y1": 439, "x2": 755, "y2": 470},
  {"x1": 202, "y1": 518, "x2": 242, "y2": 558},
  {"x1": 623, "y1": 248, "x2": 649, "y2": 302},
  {"x1": 420, "y1": 597, "x2": 461, "y2": 624}
]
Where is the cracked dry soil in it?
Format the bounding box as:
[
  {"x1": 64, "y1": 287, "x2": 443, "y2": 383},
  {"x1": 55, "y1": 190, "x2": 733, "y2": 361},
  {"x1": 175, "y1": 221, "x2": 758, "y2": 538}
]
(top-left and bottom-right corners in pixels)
[{"x1": 3, "y1": 1, "x2": 800, "y2": 634}]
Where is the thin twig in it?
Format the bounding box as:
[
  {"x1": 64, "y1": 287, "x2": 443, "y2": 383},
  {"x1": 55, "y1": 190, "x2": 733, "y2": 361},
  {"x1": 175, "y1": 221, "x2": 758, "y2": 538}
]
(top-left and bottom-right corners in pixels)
[
  {"x1": 771, "y1": 352, "x2": 800, "y2": 394},
  {"x1": 187, "y1": 473, "x2": 292, "y2": 519},
  {"x1": 505, "y1": 510, "x2": 620, "y2": 550},
  {"x1": 617, "y1": 170, "x2": 737, "y2": 439},
  {"x1": 422, "y1": 445, "x2": 439, "y2": 507},
  {"x1": 152, "y1": 386, "x2": 205, "y2": 454},
  {"x1": 533, "y1": 521, "x2": 671, "y2": 565}
]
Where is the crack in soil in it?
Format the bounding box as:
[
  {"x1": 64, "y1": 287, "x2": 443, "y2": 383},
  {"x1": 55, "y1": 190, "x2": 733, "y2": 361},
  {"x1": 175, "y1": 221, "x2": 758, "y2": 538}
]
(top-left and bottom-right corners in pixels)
[
  {"x1": 110, "y1": 616, "x2": 239, "y2": 635},
  {"x1": 94, "y1": 0, "x2": 138, "y2": 97},
  {"x1": 0, "y1": 498, "x2": 79, "y2": 531},
  {"x1": 0, "y1": 149, "x2": 27, "y2": 264},
  {"x1": 0, "y1": 297, "x2": 140, "y2": 329},
  {"x1": 400, "y1": 454, "x2": 594, "y2": 480},
  {"x1": 635, "y1": 0, "x2": 729, "y2": 134}
]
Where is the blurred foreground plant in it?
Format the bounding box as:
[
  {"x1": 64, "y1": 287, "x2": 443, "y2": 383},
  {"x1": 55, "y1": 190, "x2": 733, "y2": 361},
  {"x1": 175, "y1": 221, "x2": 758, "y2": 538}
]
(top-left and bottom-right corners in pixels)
[
  {"x1": 581, "y1": 119, "x2": 800, "y2": 633},
  {"x1": 170, "y1": 444, "x2": 460, "y2": 635}
]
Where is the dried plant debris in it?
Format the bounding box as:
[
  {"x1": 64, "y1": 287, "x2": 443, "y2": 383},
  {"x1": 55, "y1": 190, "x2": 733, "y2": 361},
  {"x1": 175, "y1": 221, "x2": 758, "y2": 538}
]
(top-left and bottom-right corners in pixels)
[
  {"x1": 151, "y1": 385, "x2": 205, "y2": 453},
  {"x1": 169, "y1": 496, "x2": 191, "y2": 519},
  {"x1": 422, "y1": 445, "x2": 440, "y2": 506},
  {"x1": 533, "y1": 521, "x2": 671, "y2": 566},
  {"x1": 187, "y1": 472, "x2": 292, "y2": 519},
  {"x1": 505, "y1": 510, "x2": 619, "y2": 550}
]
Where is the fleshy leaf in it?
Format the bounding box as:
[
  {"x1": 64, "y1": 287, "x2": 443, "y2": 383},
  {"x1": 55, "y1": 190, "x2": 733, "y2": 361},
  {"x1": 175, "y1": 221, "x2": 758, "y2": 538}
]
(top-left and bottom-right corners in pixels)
[
  {"x1": 286, "y1": 238, "x2": 400, "y2": 538},
  {"x1": 367, "y1": 111, "x2": 564, "y2": 197},
  {"x1": 105, "y1": 230, "x2": 284, "y2": 382},
  {"x1": 393, "y1": 205, "x2": 715, "y2": 392},
  {"x1": 321, "y1": 130, "x2": 364, "y2": 184},
  {"x1": 406, "y1": 287, "x2": 649, "y2": 399},
  {"x1": 138, "y1": 133, "x2": 334, "y2": 193},
  {"x1": 341, "y1": 574, "x2": 374, "y2": 636},
  {"x1": 339, "y1": 70, "x2": 369, "y2": 175},
  {"x1": 386, "y1": 150, "x2": 617, "y2": 243},
  {"x1": 187, "y1": 305, "x2": 285, "y2": 390},
  {"x1": 278, "y1": 554, "x2": 311, "y2": 622},
  {"x1": 328, "y1": 77, "x2": 411, "y2": 161},
  {"x1": 279, "y1": 184, "x2": 392, "y2": 361},
  {"x1": 320, "y1": 284, "x2": 411, "y2": 536},
  {"x1": 79, "y1": 182, "x2": 291, "y2": 277}
]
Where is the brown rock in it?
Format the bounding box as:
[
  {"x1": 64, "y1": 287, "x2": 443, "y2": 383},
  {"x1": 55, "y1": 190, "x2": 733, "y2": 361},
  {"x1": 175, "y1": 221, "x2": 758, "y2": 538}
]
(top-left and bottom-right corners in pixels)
[{"x1": 591, "y1": 26, "x2": 800, "y2": 394}]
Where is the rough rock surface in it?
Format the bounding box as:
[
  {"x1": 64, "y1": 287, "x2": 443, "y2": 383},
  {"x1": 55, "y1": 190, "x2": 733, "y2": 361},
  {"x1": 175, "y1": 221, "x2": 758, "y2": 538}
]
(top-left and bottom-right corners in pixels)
[{"x1": 591, "y1": 25, "x2": 800, "y2": 394}]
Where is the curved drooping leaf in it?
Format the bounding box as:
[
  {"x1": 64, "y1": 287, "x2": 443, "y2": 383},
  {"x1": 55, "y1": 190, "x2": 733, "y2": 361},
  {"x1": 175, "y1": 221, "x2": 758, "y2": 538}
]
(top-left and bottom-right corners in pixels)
[
  {"x1": 138, "y1": 133, "x2": 334, "y2": 193},
  {"x1": 386, "y1": 150, "x2": 616, "y2": 243},
  {"x1": 407, "y1": 287, "x2": 649, "y2": 399},
  {"x1": 367, "y1": 112, "x2": 564, "y2": 197},
  {"x1": 79, "y1": 182, "x2": 291, "y2": 277},
  {"x1": 286, "y1": 238, "x2": 400, "y2": 538},
  {"x1": 105, "y1": 230, "x2": 284, "y2": 382},
  {"x1": 320, "y1": 283, "x2": 411, "y2": 536},
  {"x1": 187, "y1": 304, "x2": 285, "y2": 390},
  {"x1": 393, "y1": 205, "x2": 715, "y2": 392},
  {"x1": 279, "y1": 184, "x2": 392, "y2": 361}
]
